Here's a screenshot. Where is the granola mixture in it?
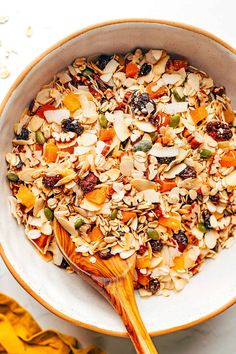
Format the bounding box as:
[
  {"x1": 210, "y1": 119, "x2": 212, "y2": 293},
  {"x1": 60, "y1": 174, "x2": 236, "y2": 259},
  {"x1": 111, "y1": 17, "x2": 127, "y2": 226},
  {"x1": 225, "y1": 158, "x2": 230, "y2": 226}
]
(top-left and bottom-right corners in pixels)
[{"x1": 6, "y1": 49, "x2": 236, "y2": 296}]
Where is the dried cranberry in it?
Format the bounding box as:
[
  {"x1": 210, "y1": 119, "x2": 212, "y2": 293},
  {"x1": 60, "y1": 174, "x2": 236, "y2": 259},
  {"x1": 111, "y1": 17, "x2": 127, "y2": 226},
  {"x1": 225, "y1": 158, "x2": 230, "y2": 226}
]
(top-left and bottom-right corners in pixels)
[
  {"x1": 149, "y1": 239, "x2": 163, "y2": 252},
  {"x1": 213, "y1": 86, "x2": 225, "y2": 97},
  {"x1": 209, "y1": 194, "x2": 220, "y2": 204},
  {"x1": 202, "y1": 210, "x2": 211, "y2": 229},
  {"x1": 79, "y1": 172, "x2": 98, "y2": 193},
  {"x1": 96, "y1": 54, "x2": 111, "y2": 70},
  {"x1": 173, "y1": 231, "x2": 188, "y2": 252},
  {"x1": 131, "y1": 91, "x2": 156, "y2": 116},
  {"x1": 61, "y1": 118, "x2": 84, "y2": 136},
  {"x1": 42, "y1": 174, "x2": 62, "y2": 188},
  {"x1": 154, "y1": 204, "x2": 163, "y2": 218},
  {"x1": 139, "y1": 63, "x2": 151, "y2": 77},
  {"x1": 146, "y1": 278, "x2": 160, "y2": 294},
  {"x1": 98, "y1": 248, "x2": 112, "y2": 260},
  {"x1": 16, "y1": 128, "x2": 29, "y2": 140},
  {"x1": 206, "y1": 121, "x2": 232, "y2": 141},
  {"x1": 157, "y1": 156, "x2": 176, "y2": 165},
  {"x1": 137, "y1": 245, "x2": 148, "y2": 255},
  {"x1": 167, "y1": 59, "x2": 188, "y2": 72},
  {"x1": 179, "y1": 166, "x2": 197, "y2": 179}
]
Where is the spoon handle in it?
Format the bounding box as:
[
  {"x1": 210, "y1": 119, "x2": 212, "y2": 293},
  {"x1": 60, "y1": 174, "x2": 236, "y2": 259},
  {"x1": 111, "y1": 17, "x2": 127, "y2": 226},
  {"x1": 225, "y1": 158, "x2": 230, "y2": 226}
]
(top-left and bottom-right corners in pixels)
[{"x1": 106, "y1": 275, "x2": 158, "y2": 354}]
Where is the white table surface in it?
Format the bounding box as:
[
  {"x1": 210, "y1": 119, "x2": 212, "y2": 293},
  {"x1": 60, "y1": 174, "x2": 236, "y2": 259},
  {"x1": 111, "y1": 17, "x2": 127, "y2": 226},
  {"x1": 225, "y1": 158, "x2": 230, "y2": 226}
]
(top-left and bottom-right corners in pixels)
[{"x1": 0, "y1": 0, "x2": 236, "y2": 353}]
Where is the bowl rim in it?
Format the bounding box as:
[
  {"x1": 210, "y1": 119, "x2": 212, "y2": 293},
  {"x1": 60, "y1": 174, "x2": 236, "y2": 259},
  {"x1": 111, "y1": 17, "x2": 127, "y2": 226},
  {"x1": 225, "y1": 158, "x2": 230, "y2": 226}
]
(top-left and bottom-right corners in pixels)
[{"x1": 0, "y1": 18, "x2": 236, "y2": 337}]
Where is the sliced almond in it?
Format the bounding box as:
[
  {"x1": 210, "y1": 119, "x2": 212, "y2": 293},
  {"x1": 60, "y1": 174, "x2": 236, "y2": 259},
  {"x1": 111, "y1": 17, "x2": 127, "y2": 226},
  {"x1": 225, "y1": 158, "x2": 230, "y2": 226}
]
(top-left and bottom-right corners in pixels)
[
  {"x1": 79, "y1": 132, "x2": 97, "y2": 146},
  {"x1": 105, "y1": 168, "x2": 120, "y2": 181},
  {"x1": 163, "y1": 163, "x2": 187, "y2": 179},
  {"x1": 18, "y1": 168, "x2": 37, "y2": 182},
  {"x1": 113, "y1": 110, "x2": 130, "y2": 141},
  {"x1": 80, "y1": 198, "x2": 102, "y2": 211},
  {"x1": 54, "y1": 215, "x2": 77, "y2": 237},
  {"x1": 163, "y1": 102, "x2": 188, "y2": 115},
  {"x1": 130, "y1": 179, "x2": 157, "y2": 191},
  {"x1": 74, "y1": 146, "x2": 92, "y2": 156},
  {"x1": 28, "y1": 115, "x2": 44, "y2": 131},
  {"x1": 153, "y1": 55, "x2": 169, "y2": 76},
  {"x1": 223, "y1": 169, "x2": 236, "y2": 187},
  {"x1": 204, "y1": 230, "x2": 218, "y2": 249}
]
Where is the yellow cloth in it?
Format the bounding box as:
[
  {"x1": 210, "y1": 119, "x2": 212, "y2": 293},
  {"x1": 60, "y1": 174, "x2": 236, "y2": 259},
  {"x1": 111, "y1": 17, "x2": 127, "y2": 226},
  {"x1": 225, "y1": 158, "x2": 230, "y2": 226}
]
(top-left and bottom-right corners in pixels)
[{"x1": 0, "y1": 293, "x2": 104, "y2": 354}]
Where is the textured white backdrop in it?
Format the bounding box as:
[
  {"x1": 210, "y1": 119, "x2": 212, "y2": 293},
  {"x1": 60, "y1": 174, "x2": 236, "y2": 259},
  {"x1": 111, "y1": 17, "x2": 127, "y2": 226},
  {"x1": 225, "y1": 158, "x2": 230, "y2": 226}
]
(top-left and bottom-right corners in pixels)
[{"x1": 0, "y1": 0, "x2": 236, "y2": 353}]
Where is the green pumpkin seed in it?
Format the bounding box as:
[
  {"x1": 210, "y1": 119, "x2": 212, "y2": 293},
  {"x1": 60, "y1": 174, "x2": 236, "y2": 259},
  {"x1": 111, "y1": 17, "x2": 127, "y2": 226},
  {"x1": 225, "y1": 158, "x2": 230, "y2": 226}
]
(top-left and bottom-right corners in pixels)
[
  {"x1": 200, "y1": 149, "x2": 212, "y2": 159},
  {"x1": 44, "y1": 207, "x2": 54, "y2": 221},
  {"x1": 111, "y1": 209, "x2": 118, "y2": 220},
  {"x1": 133, "y1": 140, "x2": 152, "y2": 152},
  {"x1": 7, "y1": 172, "x2": 19, "y2": 182},
  {"x1": 169, "y1": 114, "x2": 180, "y2": 128},
  {"x1": 35, "y1": 131, "x2": 45, "y2": 145},
  {"x1": 173, "y1": 90, "x2": 186, "y2": 102},
  {"x1": 98, "y1": 114, "x2": 108, "y2": 128},
  {"x1": 74, "y1": 218, "x2": 85, "y2": 229},
  {"x1": 197, "y1": 223, "x2": 208, "y2": 233},
  {"x1": 147, "y1": 228, "x2": 159, "y2": 240},
  {"x1": 82, "y1": 67, "x2": 94, "y2": 77}
]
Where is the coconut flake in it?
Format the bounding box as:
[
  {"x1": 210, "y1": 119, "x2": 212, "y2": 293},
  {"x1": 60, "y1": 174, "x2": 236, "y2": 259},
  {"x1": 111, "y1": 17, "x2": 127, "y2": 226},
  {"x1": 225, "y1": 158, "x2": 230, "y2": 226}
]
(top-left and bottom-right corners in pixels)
[
  {"x1": 143, "y1": 189, "x2": 160, "y2": 203},
  {"x1": 162, "y1": 73, "x2": 181, "y2": 85},
  {"x1": 163, "y1": 102, "x2": 188, "y2": 115},
  {"x1": 130, "y1": 179, "x2": 157, "y2": 191},
  {"x1": 149, "y1": 145, "x2": 179, "y2": 158},
  {"x1": 44, "y1": 109, "x2": 70, "y2": 123},
  {"x1": 135, "y1": 120, "x2": 157, "y2": 133}
]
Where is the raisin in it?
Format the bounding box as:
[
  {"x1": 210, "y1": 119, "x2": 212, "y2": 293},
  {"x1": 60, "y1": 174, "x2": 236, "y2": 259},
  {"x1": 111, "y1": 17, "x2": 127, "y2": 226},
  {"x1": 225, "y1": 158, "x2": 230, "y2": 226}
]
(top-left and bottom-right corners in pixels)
[
  {"x1": 16, "y1": 128, "x2": 29, "y2": 140},
  {"x1": 42, "y1": 174, "x2": 62, "y2": 188},
  {"x1": 209, "y1": 194, "x2": 220, "y2": 204},
  {"x1": 96, "y1": 54, "x2": 111, "y2": 70},
  {"x1": 131, "y1": 91, "x2": 156, "y2": 116},
  {"x1": 213, "y1": 86, "x2": 225, "y2": 97},
  {"x1": 59, "y1": 258, "x2": 69, "y2": 269},
  {"x1": 79, "y1": 172, "x2": 98, "y2": 193},
  {"x1": 98, "y1": 248, "x2": 112, "y2": 260},
  {"x1": 157, "y1": 156, "x2": 176, "y2": 165},
  {"x1": 179, "y1": 166, "x2": 197, "y2": 179},
  {"x1": 61, "y1": 118, "x2": 84, "y2": 136},
  {"x1": 173, "y1": 231, "x2": 188, "y2": 252},
  {"x1": 139, "y1": 63, "x2": 151, "y2": 77},
  {"x1": 206, "y1": 121, "x2": 232, "y2": 141},
  {"x1": 202, "y1": 210, "x2": 212, "y2": 229},
  {"x1": 149, "y1": 239, "x2": 163, "y2": 252},
  {"x1": 146, "y1": 278, "x2": 160, "y2": 294},
  {"x1": 137, "y1": 245, "x2": 148, "y2": 255}
]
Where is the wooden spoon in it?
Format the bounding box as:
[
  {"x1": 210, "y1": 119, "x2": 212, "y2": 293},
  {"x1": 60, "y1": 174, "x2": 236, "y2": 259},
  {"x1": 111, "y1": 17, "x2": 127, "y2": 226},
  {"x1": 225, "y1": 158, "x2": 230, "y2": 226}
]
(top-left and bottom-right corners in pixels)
[{"x1": 53, "y1": 219, "x2": 158, "y2": 354}]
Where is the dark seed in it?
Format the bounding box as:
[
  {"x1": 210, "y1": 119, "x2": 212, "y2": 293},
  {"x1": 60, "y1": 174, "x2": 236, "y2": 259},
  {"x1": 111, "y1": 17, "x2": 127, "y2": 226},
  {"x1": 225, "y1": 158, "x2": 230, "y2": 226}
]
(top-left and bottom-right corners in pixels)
[
  {"x1": 173, "y1": 231, "x2": 188, "y2": 252},
  {"x1": 79, "y1": 172, "x2": 98, "y2": 193},
  {"x1": 16, "y1": 128, "x2": 29, "y2": 140},
  {"x1": 206, "y1": 121, "x2": 232, "y2": 141},
  {"x1": 61, "y1": 118, "x2": 84, "y2": 136},
  {"x1": 59, "y1": 258, "x2": 69, "y2": 269},
  {"x1": 131, "y1": 91, "x2": 156, "y2": 116},
  {"x1": 224, "y1": 209, "x2": 232, "y2": 217},
  {"x1": 209, "y1": 194, "x2": 220, "y2": 204},
  {"x1": 146, "y1": 278, "x2": 160, "y2": 294},
  {"x1": 15, "y1": 160, "x2": 24, "y2": 170},
  {"x1": 212, "y1": 240, "x2": 220, "y2": 253},
  {"x1": 96, "y1": 54, "x2": 111, "y2": 70},
  {"x1": 179, "y1": 166, "x2": 197, "y2": 179},
  {"x1": 202, "y1": 210, "x2": 212, "y2": 229},
  {"x1": 149, "y1": 239, "x2": 163, "y2": 252},
  {"x1": 157, "y1": 156, "x2": 176, "y2": 165},
  {"x1": 98, "y1": 248, "x2": 112, "y2": 260},
  {"x1": 42, "y1": 174, "x2": 62, "y2": 188},
  {"x1": 139, "y1": 63, "x2": 151, "y2": 77}
]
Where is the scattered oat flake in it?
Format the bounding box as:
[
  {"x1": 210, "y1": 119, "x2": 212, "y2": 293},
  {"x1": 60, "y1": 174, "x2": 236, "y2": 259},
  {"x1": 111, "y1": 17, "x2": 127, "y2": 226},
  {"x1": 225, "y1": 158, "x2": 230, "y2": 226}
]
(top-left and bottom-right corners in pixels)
[
  {"x1": 0, "y1": 65, "x2": 10, "y2": 79},
  {"x1": 0, "y1": 16, "x2": 9, "y2": 24},
  {"x1": 26, "y1": 26, "x2": 33, "y2": 37}
]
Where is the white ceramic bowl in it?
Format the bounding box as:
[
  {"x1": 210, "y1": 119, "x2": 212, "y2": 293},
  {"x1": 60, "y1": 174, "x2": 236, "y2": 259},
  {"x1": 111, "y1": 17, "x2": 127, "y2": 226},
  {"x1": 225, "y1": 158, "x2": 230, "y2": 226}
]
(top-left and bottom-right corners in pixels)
[{"x1": 0, "y1": 19, "x2": 236, "y2": 337}]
